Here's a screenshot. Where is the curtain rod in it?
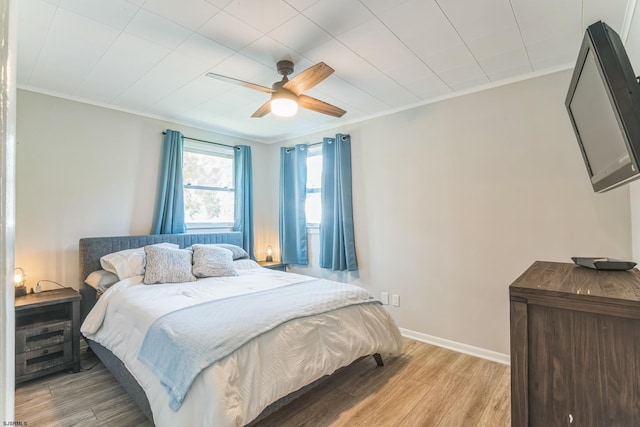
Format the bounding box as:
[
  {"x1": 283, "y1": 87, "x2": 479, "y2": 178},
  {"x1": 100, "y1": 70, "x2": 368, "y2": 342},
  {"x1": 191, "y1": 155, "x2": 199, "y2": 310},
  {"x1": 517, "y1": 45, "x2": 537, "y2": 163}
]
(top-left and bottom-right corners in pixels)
[
  {"x1": 307, "y1": 135, "x2": 347, "y2": 148},
  {"x1": 164, "y1": 133, "x2": 334, "y2": 149},
  {"x1": 162, "y1": 132, "x2": 234, "y2": 149}
]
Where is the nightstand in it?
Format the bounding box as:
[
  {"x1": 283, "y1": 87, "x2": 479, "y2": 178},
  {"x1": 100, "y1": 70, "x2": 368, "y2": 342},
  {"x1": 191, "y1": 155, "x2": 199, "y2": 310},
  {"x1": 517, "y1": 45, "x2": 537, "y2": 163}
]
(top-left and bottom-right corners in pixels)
[
  {"x1": 258, "y1": 261, "x2": 287, "y2": 272},
  {"x1": 15, "y1": 288, "x2": 81, "y2": 383}
]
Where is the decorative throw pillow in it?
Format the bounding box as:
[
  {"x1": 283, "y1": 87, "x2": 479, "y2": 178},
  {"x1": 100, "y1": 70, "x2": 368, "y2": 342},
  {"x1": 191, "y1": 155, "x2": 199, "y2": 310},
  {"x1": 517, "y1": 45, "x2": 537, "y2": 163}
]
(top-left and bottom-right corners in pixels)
[
  {"x1": 143, "y1": 245, "x2": 196, "y2": 285},
  {"x1": 186, "y1": 244, "x2": 250, "y2": 260},
  {"x1": 84, "y1": 269, "x2": 119, "y2": 292},
  {"x1": 214, "y1": 244, "x2": 250, "y2": 260},
  {"x1": 100, "y1": 243, "x2": 179, "y2": 280},
  {"x1": 192, "y1": 245, "x2": 238, "y2": 278}
]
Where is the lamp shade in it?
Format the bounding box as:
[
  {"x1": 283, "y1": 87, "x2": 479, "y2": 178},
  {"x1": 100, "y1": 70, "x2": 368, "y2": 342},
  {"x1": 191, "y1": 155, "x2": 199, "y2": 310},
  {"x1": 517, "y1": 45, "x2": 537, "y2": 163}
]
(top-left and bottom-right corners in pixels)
[
  {"x1": 14, "y1": 267, "x2": 24, "y2": 285},
  {"x1": 270, "y1": 92, "x2": 298, "y2": 117},
  {"x1": 14, "y1": 267, "x2": 27, "y2": 297}
]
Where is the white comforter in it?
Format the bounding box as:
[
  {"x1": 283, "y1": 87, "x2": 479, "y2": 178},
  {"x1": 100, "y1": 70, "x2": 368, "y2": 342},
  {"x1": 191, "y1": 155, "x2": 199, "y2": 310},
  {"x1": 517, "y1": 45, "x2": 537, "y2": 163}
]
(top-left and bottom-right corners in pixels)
[{"x1": 81, "y1": 262, "x2": 403, "y2": 427}]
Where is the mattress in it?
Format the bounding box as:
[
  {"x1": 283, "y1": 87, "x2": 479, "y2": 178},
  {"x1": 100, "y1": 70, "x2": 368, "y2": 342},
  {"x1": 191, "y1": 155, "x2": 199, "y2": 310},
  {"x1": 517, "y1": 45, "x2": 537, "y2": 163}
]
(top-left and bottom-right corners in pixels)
[{"x1": 81, "y1": 261, "x2": 402, "y2": 426}]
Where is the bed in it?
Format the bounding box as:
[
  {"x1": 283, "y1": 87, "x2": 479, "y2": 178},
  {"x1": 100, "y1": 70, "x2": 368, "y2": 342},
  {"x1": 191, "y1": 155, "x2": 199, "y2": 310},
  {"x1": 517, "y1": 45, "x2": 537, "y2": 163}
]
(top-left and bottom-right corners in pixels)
[{"x1": 78, "y1": 232, "x2": 403, "y2": 426}]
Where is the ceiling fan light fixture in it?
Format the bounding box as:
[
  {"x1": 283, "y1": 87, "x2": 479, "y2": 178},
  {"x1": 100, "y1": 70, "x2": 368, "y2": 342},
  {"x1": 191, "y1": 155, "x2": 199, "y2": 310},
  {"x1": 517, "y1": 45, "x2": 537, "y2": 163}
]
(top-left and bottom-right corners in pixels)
[
  {"x1": 207, "y1": 61, "x2": 345, "y2": 118},
  {"x1": 270, "y1": 92, "x2": 298, "y2": 117}
]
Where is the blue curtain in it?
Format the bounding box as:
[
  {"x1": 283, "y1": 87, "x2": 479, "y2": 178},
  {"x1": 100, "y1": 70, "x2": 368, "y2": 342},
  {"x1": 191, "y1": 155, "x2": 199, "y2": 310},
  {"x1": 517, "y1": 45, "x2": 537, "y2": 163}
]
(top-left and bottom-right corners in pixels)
[
  {"x1": 319, "y1": 134, "x2": 357, "y2": 271},
  {"x1": 233, "y1": 145, "x2": 255, "y2": 260},
  {"x1": 151, "y1": 129, "x2": 186, "y2": 234},
  {"x1": 279, "y1": 144, "x2": 308, "y2": 265}
]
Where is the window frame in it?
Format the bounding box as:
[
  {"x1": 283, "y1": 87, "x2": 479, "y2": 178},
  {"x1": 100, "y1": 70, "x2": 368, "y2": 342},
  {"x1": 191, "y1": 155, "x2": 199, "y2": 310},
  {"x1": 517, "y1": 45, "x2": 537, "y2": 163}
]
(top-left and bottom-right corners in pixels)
[{"x1": 182, "y1": 140, "x2": 235, "y2": 230}]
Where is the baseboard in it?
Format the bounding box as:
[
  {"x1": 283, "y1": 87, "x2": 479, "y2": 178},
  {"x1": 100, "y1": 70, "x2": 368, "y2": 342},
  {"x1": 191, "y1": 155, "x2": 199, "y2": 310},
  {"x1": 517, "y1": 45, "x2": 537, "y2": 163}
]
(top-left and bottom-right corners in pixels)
[{"x1": 400, "y1": 328, "x2": 510, "y2": 365}]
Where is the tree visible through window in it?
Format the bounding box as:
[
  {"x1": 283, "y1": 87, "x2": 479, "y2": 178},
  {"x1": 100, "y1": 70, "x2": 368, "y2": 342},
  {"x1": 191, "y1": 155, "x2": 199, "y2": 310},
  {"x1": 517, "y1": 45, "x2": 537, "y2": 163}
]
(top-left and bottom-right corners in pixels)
[{"x1": 183, "y1": 142, "x2": 234, "y2": 228}]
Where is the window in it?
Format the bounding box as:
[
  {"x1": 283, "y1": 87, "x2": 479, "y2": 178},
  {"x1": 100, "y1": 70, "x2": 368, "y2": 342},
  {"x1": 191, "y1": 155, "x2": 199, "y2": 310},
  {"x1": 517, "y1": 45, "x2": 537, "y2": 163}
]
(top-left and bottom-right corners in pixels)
[
  {"x1": 183, "y1": 141, "x2": 234, "y2": 229},
  {"x1": 306, "y1": 145, "x2": 322, "y2": 226}
]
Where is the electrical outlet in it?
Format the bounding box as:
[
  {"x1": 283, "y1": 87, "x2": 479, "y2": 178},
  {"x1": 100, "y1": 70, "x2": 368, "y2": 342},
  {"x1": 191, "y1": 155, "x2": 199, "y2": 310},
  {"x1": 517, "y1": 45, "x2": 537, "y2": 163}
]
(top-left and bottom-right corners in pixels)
[
  {"x1": 392, "y1": 294, "x2": 400, "y2": 307},
  {"x1": 380, "y1": 292, "x2": 389, "y2": 305}
]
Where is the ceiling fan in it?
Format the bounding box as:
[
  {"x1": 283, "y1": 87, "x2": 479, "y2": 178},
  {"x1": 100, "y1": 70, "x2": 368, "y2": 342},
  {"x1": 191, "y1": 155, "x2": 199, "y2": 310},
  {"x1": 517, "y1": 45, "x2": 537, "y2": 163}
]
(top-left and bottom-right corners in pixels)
[{"x1": 205, "y1": 60, "x2": 346, "y2": 118}]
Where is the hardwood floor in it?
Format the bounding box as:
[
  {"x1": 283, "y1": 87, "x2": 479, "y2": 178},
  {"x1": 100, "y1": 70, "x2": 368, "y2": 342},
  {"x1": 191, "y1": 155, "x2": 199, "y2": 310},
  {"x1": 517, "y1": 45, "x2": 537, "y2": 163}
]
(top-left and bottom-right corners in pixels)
[
  {"x1": 14, "y1": 343, "x2": 153, "y2": 427},
  {"x1": 14, "y1": 338, "x2": 510, "y2": 426}
]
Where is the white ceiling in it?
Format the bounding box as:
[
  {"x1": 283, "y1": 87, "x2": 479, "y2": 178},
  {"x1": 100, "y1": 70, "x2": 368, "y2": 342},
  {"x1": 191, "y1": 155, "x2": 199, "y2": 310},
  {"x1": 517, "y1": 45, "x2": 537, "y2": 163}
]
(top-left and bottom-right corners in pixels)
[{"x1": 17, "y1": 0, "x2": 634, "y2": 143}]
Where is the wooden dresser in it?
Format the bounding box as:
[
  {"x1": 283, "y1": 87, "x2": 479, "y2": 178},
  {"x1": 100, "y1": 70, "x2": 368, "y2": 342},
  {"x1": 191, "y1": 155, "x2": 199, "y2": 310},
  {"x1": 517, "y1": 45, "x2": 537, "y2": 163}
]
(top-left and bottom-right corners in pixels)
[{"x1": 509, "y1": 261, "x2": 640, "y2": 427}]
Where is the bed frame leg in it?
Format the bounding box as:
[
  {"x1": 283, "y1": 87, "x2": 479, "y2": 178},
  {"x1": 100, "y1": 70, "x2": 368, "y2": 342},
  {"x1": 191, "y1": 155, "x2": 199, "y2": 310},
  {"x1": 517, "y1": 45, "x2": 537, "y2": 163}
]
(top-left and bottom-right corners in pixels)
[{"x1": 373, "y1": 353, "x2": 384, "y2": 366}]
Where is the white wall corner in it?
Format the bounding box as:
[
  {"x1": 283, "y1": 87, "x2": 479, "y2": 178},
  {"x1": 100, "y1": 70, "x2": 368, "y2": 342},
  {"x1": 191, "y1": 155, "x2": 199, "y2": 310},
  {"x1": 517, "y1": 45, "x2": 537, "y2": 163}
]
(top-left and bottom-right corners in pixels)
[{"x1": 0, "y1": 0, "x2": 17, "y2": 421}]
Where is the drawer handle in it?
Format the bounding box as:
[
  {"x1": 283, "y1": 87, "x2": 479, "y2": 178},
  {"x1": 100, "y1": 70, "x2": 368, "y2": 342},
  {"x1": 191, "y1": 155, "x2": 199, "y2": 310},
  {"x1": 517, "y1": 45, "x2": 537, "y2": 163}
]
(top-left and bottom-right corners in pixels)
[{"x1": 42, "y1": 349, "x2": 48, "y2": 355}]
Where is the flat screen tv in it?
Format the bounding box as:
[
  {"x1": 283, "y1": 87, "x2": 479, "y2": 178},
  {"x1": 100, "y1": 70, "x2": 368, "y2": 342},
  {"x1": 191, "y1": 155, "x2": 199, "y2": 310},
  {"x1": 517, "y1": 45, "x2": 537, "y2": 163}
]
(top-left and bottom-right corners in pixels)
[{"x1": 565, "y1": 20, "x2": 640, "y2": 193}]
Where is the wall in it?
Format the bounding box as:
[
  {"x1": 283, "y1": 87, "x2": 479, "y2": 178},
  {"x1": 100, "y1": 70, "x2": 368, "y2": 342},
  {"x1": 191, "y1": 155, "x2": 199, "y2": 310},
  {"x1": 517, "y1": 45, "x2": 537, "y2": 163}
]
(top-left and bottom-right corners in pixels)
[
  {"x1": 632, "y1": 182, "x2": 640, "y2": 260},
  {"x1": 15, "y1": 89, "x2": 273, "y2": 292},
  {"x1": 623, "y1": 2, "x2": 640, "y2": 261},
  {"x1": 16, "y1": 69, "x2": 634, "y2": 358},
  {"x1": 276, "y1": 70, "x2": 632, "y2": 356}
]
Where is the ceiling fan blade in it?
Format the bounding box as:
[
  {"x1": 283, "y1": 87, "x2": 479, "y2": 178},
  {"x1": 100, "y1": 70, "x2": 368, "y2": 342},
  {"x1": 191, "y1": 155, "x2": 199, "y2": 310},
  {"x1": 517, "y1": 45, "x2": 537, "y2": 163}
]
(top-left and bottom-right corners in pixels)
[
  {"x1": 251, "y1": 100, "x2": 272, "y2": 118},
  {"x1": 298, "y1": 95, "x2": 346, "y2": 118},
  {"x1": 283, "y1": 62, "x2": 334, "y2": 95},
  {"x1": 206, "y1": 72, "x2": 275, "y2": 94}
]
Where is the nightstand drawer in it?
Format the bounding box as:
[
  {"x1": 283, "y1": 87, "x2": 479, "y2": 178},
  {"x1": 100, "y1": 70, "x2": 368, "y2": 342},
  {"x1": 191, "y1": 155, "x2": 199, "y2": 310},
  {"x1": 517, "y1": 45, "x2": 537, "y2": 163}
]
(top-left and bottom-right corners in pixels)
[
  {"x1": 16, "y1": 342, "x2": 72, "y2": 377},
  {"x1": 16, "y1": 320, "x2": 71, "y2": 353}
]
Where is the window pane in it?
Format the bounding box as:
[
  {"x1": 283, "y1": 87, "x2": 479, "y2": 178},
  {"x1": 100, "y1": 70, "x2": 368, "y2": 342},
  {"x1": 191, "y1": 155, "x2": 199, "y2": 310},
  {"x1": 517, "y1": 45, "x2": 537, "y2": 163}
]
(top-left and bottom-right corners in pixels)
[
  {"x1": 306, "y1": 192, "x2": 322, "y2": 224},
  {"x1": 183, "y1": 151, "x2": 233, "y2": 188},
  {"x1": 306, "y1": 149, "x2": 322, "y2": 225},
  {"x1": 184, "y1": 188, "x2": 234, "y2": 223},
  {"x1": 307, "y1": 154, "x2": 322, "y2": 190}
]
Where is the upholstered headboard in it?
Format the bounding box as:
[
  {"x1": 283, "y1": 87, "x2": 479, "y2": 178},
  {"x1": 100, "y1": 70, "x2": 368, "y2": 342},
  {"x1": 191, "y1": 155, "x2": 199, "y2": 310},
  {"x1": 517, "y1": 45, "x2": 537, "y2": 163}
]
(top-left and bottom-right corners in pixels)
[{"x1": 78, "y1": 232, "x2": 243, "y2": 322}]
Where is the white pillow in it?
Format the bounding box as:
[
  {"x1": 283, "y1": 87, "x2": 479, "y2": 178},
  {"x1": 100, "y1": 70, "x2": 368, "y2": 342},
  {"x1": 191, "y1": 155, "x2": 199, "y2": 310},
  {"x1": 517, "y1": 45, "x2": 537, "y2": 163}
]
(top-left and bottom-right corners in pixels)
[
  {"x1": 84, "y1": 269, "x2": 119, "y2": 292},
  {"x1": 100, "y1": 243, "x2": 179, "y2": 280},
  {"x1": 192, "y1": 245, "x2": 238, "y2": 278}
]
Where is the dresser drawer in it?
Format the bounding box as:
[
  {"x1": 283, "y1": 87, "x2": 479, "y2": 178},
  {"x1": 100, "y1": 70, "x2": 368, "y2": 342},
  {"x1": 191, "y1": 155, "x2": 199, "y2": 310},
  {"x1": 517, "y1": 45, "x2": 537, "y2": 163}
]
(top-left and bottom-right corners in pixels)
[
  {"x1": 16, "y1": 342, "x2": 72, "y2": 377},
  {"x1": 16, "y1": 320, "x2": 71, "y2": 353}
]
